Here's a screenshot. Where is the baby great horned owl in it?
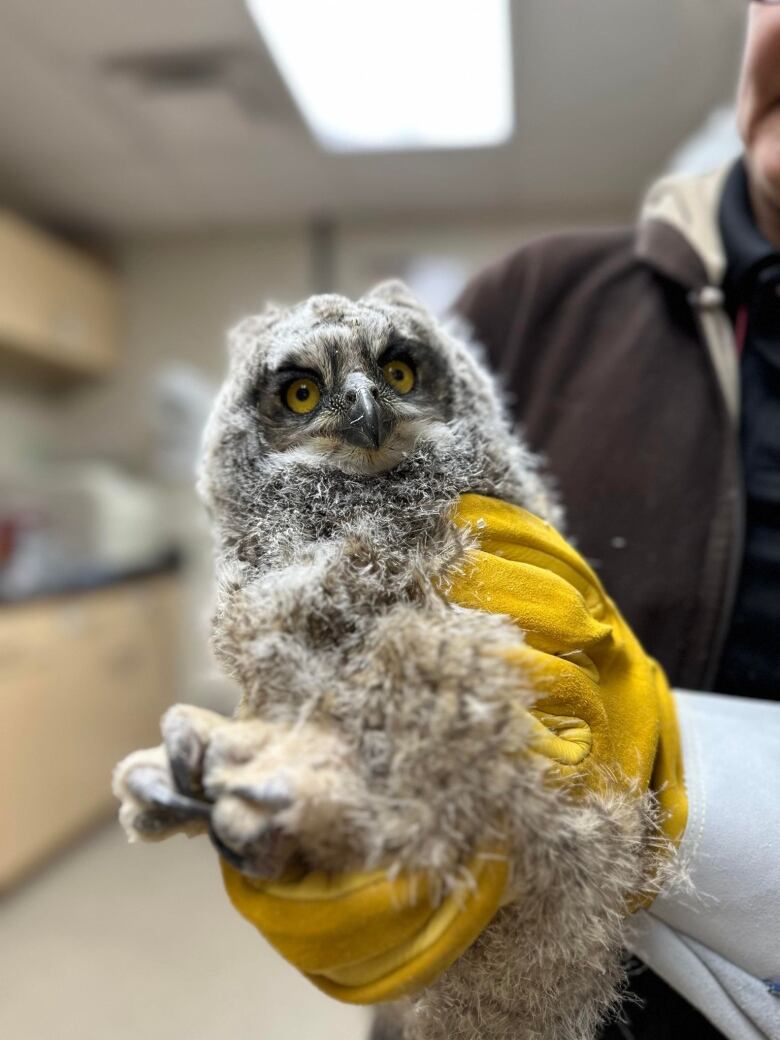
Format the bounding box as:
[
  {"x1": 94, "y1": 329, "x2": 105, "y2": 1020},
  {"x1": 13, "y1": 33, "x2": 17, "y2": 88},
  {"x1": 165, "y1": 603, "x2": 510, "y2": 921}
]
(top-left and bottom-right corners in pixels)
[{"x1": 114, "y1": 281, "x2": 654, "y2": 1040}]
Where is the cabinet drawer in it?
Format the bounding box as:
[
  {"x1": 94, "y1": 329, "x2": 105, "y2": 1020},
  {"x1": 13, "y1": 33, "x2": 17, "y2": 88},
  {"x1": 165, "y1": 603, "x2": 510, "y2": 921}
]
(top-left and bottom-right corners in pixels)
[{"x1": 0, "y1": 575, "x2": 180, "y2": 887}]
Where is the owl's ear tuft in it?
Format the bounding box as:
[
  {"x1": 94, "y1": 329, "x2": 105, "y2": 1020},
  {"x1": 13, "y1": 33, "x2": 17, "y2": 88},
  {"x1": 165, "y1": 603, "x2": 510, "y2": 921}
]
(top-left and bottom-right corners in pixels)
[
  {"x1": 362, "y1": 279, "x2": 422, "y2": 312},
  {"x1": 227, "y1": 304, "x2": 284, "y2": 359}
]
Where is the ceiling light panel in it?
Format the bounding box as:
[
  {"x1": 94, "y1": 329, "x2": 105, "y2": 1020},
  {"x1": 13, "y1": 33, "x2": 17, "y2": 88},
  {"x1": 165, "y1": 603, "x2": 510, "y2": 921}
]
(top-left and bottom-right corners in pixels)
[{"x1": 244, "y1": 0, "x2": 514, "y2": 152}]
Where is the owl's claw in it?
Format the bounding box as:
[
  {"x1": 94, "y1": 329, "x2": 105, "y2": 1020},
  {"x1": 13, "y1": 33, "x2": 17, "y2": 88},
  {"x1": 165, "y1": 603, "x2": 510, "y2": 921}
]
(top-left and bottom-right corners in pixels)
[
  {"x1": 125, "y1": 764, "x2": 211, "y2": 818},
  {"x1": 209, "y1": 809, "x2": 297, "y2": 880},
  {"x1": 131, "y1": 800, "x2": 210, "y2": 837},
  {"x1": 114, "y1": 705, "x2": 229, "y2": 842},
  {"x1": 114, "y1": 708, "x2": 300, "y2": 874},
  {"x1": 228, "y1": 777, "x2": 294, "y2": 811},
  {"x1": 205, "y1": 730, "x2": 299, "y2": 877},
  {"x1": 116, "y1": 710, "x2": 353, "y2": 876},
  {"x1": 113, "y1": 744, "x2": 212, "y2": 842},
  {"x1": 161, "y1": 704, "x2": 224, "y2": 799}
]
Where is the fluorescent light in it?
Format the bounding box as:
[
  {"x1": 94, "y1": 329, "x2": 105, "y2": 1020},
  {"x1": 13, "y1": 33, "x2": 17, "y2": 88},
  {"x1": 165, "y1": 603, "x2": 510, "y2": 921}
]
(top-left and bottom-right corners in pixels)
[{"x1": 244, "y1": 0, "x2": 514, "y2": 152}]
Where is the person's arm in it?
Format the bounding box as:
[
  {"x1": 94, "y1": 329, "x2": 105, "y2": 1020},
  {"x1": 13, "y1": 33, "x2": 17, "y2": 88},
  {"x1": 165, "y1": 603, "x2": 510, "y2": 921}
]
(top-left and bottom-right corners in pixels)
[
  {"x1": 628, "y1": 690, "x2": 780, "y2": 1040},
  {"x1": 629, "y1": 689, "x2": 780, "y2": 1040}
]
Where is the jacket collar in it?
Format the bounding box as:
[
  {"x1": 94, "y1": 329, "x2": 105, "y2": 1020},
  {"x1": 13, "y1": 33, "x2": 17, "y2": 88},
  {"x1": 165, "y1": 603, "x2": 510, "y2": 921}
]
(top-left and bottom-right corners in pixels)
[
  {"x1": 634, "y1": 165, "x2": 733, "y2": 289},
  {"x1": 634, "y1": 164, "x2": 741, "y2": 425}
]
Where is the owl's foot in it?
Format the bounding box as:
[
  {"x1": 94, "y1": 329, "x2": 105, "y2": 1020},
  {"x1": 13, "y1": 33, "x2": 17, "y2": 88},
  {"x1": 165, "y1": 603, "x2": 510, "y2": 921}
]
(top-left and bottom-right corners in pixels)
[
  {"x1": 112, "y1": 704, "x2": 225, "y2": 842},
  {"x1": 199, "y1": 720, "x2": 300, "y2": 879},
  {"x1": 113, "y1": 745, "x2": 211, "y2": 839},
  {"x1": 202, "y1": 720, "x2": 362, "y2": 879},
  {"x1": 114, "y1": 706, "x2": 355, "y2": 878}
]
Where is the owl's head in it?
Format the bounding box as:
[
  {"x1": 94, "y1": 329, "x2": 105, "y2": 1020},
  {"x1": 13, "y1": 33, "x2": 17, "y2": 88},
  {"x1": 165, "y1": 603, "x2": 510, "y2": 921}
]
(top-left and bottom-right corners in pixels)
[
  {"x1": 200, "y1": 280, "x2": 559, "y2": 559},
  {"x1": 210, "y1": 280, "x2": 482, "y2": 478}
]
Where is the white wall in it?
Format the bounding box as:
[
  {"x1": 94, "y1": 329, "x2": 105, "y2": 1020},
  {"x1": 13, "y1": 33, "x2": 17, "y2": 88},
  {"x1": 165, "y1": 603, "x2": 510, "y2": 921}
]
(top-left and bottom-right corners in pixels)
[{"x1": 333, "y1": 215, "x2": 609, "y2": 304}]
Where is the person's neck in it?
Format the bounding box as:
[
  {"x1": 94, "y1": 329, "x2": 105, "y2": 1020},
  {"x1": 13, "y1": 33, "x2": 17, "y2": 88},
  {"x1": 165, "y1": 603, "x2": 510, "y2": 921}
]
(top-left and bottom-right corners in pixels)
[{"x1": 748, "y1": 178, "x2": 780, "y2": 250}]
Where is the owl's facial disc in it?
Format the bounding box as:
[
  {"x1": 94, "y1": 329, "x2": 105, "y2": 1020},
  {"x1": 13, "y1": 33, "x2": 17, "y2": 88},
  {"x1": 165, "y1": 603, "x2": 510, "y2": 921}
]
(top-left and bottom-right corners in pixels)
[{"x1": 255, "y1": 332, "x2": 451, "y2": 475}]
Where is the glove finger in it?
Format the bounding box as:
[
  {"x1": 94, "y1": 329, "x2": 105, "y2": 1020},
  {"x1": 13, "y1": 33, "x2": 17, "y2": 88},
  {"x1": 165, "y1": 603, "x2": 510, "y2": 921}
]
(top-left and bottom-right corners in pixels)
[
  {"x1": 502, "y1": 644, "x2": 611, "y2": 775},
  {"x1": 445, "y1": 549, "x2": 612, "y2": 656}
]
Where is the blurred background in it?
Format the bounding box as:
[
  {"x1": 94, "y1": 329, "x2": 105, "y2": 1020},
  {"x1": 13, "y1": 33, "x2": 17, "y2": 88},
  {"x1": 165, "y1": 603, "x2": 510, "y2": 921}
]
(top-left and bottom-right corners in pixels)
[{"x1": 0, "y1": 1, "x2": 746, "y2": 1037}]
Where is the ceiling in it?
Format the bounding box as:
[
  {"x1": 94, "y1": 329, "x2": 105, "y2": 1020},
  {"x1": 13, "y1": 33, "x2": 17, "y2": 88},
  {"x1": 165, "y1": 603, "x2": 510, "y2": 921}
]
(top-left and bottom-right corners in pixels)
[{"x1": 0, "y1": 0, "x2": 746, "y2": 236}]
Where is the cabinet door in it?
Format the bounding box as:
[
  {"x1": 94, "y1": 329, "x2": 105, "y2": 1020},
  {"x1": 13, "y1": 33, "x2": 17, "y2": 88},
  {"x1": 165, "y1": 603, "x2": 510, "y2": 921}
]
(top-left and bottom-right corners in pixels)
[
  {"x1": 0, "y1": 576, "x2": 180, "y2": 888},
  {"x1": 0, "y1": 211, "x2": 119, "y2": 374}
]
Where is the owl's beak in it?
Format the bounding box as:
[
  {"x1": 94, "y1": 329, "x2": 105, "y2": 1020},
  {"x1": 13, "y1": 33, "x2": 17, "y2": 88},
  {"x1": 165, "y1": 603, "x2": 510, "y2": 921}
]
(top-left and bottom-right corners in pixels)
[{"x1": 342, "y1": 387, "x2": 387, "y2": 450}]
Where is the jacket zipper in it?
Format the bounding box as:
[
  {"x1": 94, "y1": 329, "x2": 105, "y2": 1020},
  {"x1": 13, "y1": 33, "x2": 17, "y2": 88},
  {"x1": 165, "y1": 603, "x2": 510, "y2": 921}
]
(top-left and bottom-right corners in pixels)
[{"x1": 688, "y1": 288, "x2": 746, "y2": 688}]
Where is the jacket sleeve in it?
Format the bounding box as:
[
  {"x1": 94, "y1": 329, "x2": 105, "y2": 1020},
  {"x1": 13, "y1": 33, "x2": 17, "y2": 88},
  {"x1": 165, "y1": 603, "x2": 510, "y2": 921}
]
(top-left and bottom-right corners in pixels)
[{"x1": 628, "y1": 690, "x2": 780, "y2": 1040}]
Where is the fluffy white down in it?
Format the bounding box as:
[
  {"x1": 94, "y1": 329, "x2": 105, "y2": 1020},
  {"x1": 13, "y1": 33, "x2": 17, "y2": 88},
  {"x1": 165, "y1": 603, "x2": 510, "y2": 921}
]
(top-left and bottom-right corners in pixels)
[{"x1": 196, "y1": 281, "x2": 671, "y2": 1040}]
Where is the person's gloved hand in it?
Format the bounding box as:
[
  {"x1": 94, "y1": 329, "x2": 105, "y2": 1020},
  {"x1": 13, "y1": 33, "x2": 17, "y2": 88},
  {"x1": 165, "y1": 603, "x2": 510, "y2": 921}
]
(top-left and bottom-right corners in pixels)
[
  {"x1": 446, "y1": 494, "x2": 687, "y2": 840},
  {"x1": 220, "y1": 493, "x2": 687, "y2": 1005}
]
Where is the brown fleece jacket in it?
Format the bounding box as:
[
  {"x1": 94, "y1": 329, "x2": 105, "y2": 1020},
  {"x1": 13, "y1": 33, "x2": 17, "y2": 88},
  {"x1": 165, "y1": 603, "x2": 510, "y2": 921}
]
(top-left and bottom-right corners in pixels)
[{"x1": 454, "y1": 171, "x2": 741, "y2": 692}]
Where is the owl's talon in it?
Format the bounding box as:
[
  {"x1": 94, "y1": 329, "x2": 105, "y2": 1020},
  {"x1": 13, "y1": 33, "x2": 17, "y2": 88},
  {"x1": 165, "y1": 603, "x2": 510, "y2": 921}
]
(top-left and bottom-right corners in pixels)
[
  {"x1": 229, "y1": 777, "x2": 293, "y2": 811},
  {"x1": 162, "y1": 704, "x2": 228, "y2": 799},
  {"x1": 132, "y1": 802, "x2": 208, "y2": 835},
  {"x1": 208, "y1": 824, "x2": 249, "y2": 872},
  {"x1": 209, "y1": 812, "x2": 297, "y2": 880},
  {"x1": 113, "y1": 745, "x2": 211, "y2": 842},
  {"x1": 168, "y1": 738, "x2": 205, "y2": 799},
  {"x1": 125, "y1": 765, "x2": 199, "y2": 812}
]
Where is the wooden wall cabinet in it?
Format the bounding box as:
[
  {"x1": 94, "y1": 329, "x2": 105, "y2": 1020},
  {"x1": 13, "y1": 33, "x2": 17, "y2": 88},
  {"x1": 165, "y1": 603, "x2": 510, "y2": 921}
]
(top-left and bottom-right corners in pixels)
[
  {"x1": 0, "y1": 574, "x2": 180, "y2": 888},
  {"x1": 0, "y1": 211, "x2": 119, "y2": 375}
]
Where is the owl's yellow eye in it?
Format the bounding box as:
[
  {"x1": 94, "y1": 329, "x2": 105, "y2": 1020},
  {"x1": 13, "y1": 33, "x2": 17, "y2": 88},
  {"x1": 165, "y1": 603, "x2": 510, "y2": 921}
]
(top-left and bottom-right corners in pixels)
[
  {"x1": 284, "y1": 378, "x2": 321, "y2": 414},
  {"x1": 382, "y1": 359, "x2": 415, "y2": 394}
]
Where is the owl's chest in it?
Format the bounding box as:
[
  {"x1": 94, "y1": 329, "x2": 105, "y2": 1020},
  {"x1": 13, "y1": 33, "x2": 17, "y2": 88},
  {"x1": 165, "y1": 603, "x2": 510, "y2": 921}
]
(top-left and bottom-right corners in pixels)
[{"x1": 241, "y1": 509, "x2": 462, "y2": 645}]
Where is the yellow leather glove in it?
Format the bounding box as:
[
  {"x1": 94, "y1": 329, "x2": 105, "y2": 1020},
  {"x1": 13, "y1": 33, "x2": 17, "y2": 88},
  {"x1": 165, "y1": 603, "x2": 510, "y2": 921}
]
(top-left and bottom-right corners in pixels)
[
  {"x1": 221, "y1": 493, "x2": 687, "y2": 1005},
  {"x1": 222, "y1": 849, "x2": 507, "y2": 1004},
  {"x1": 448, "y1": 494, "x2": 687, "y2": 838}
]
